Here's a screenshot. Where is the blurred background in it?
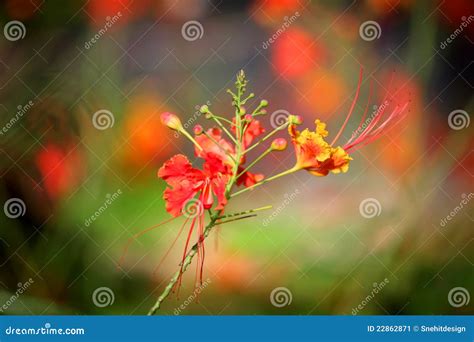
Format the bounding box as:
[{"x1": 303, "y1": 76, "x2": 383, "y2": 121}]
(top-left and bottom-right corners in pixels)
[{"x1": 0, "y1": 0, "x2": 473, "y2": 315}]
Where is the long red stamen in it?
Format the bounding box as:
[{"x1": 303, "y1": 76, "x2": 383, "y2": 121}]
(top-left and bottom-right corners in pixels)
[
  {"x1": 344, "y1": 71, "x2": 398, "y2": 151},
  {"x1": 177, "y1": 217, "x2": 197, "y2": 292},
  {"x1": 118, "y1": 216, "x2": 178, "y2": 269},
  {"x1": 331, "y1": 67, "x2": 364, "y2": 146},
  {"x1": 152, "y1": 217, "x2": 190, "y2": 277},
  {"x1": 347, "y1": 79, "x2": 373, "y2": 144}
]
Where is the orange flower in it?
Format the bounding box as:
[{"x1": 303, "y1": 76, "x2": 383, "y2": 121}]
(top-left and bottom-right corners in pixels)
[
  {"x1": 288, "y1": 68, "x2": 408, "y2": 177},
  {"x1": 289, "y1": 119, "x2": 352, "y2": 176}
]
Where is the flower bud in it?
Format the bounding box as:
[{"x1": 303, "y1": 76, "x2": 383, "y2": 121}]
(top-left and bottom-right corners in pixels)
[
  {"x1": 288, "y1": 114, "x2": 303, "y2": 125},
  {"x1": 244, "y1": 114, "x2": 253, "y2": 122},
  {"x1": 271, "y1": 138, "x2": 288, "y2": 151},
  {"x1": 260, "y1": 99, "x2": 268, "y2": 107},
  {"x1": 161, "y1": 112, "x2": 183, "y2": 131},
  {"x1": 199, "y1": 105, "x2": 209, "y2": 114},
  {"x1": 193, "y1": 124, "x2": 203, "y2": 135}
]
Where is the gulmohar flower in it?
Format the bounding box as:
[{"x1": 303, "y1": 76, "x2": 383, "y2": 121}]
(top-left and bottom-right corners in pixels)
[{"x1": 125, "y1": 68, "x2": 408, "y2": 315}]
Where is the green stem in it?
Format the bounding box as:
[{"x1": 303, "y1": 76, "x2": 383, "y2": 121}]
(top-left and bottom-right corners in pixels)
[
  {"x1": 147, "y1": 214, "x2": 219, "y2": 315},
  {"x1": 231, "y1": 166, "x2": 300, "y2": 198},
  {"x1": 202, "y1": 131, "x2": 237, "y2": 163},
  {"x1": 236, "y1": 147, "x2": 272, "y2": 179},
  {"x1": 216, "y1": 205, "x2": 273, "y2": 220},
  {"x1": 244, "y1": 122, "x2": 289, "y2": 154},
  {"x1": 208, "y1": 111, "x2": 237, "y2": 144},
  {"x1": 180, "y1": 129, "x2": 203, "y2": 151}
]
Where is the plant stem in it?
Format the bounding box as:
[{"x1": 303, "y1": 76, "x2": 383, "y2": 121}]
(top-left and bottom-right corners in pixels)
[
  {"x1": 236, "y1": 147, "x2": 272, "y2": 179},
  {"x1": 244, "y1": 122, "x2": 289, "y2": 154},
  {"x1": 147, "y1": 215, "x2": 218, "y2": 315},
  {"x1": 230, "y1": 166, "x2": 300, "y2": 198}
]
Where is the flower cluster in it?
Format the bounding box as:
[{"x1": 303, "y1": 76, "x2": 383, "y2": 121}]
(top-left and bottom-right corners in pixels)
[{"x1": 147, "y1": 68, "x2": 407, "y2": 314}]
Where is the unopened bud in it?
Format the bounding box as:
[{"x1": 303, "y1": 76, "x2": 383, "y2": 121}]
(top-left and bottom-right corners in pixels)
[
  {"x1": 161, "y1": 112, "x2": 183, "y2": 131},
  {"x1": 199, "y1": 105, "x2": 209, "y2": 114},
  {"x1": 260, "y1": 99, "x2": 268, "y2": 107},
  {"x1": 193, "y1": 124, "x2": 203, "y2": 135},
  {"x1": 244, "y1": 114, "x2": 253, "y2": 122},
  {"x1": 271, "y1": 138, "x2": 288, "y2": 151},
  {"x1": 288, "y1": 114, "x2": 303, "y2": 125}
]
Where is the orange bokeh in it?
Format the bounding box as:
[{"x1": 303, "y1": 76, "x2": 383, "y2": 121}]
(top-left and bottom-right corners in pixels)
[
  {"x1": 121, "y1": 94, "x2": 174, "y2": 170},
  {"x1": 298, "y1": 69, "x2": 349, "y2": 119},
  {"x1": 272, "y1": 28, "x2": 326, "y2": 79},
  {"x1": 35, "y1": 143, "x2": 85, "y2": 200}
]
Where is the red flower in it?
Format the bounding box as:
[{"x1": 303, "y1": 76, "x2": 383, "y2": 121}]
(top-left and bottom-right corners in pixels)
[
  {"x1": 158, "y1": 154, "x2": 228, "y2": 217},
  {"x1": 194, "y1": 126, "x2": 265, "y2": 185},
  {"x1": 231, "y1": 117, "x2": 265, "y2": 150}
]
